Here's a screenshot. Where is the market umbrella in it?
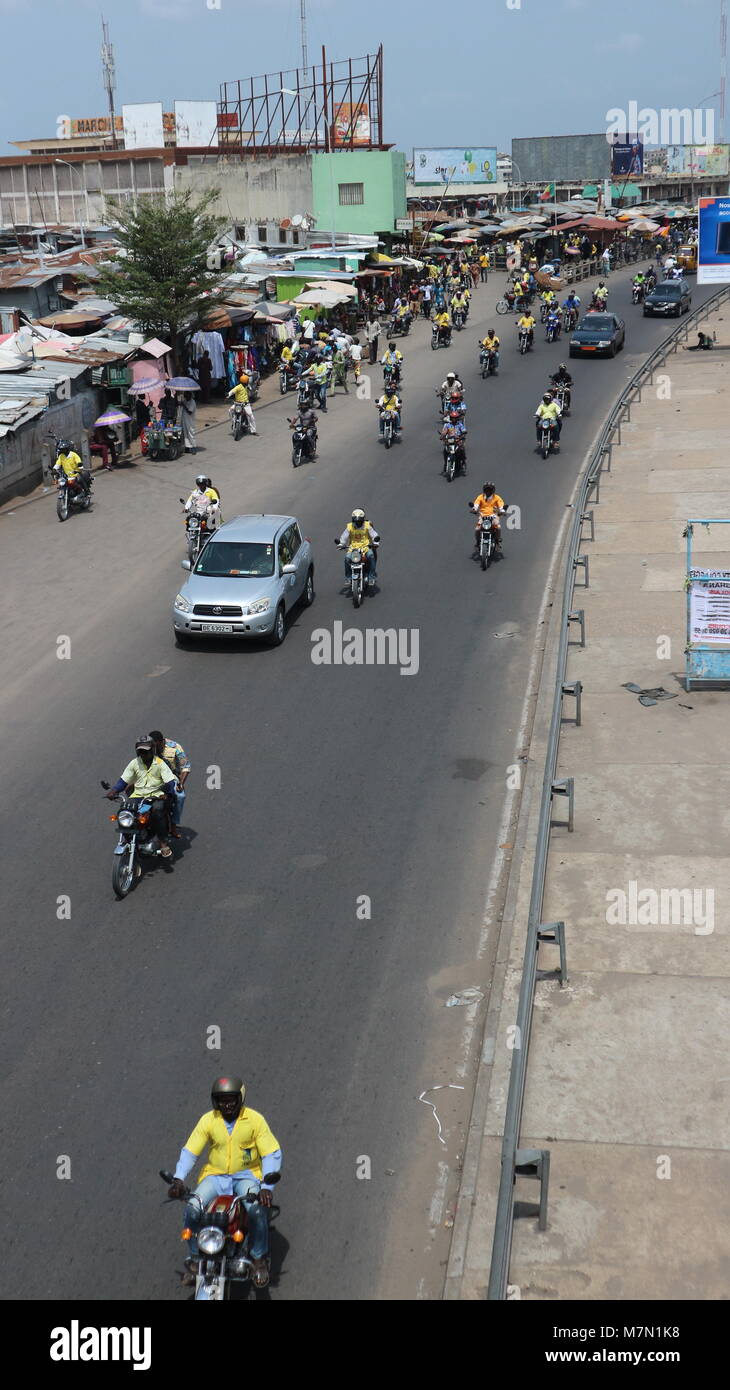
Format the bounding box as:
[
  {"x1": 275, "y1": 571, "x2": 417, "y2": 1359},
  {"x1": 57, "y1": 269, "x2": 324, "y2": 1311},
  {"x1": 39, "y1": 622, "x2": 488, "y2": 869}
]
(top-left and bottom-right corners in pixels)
[
  {"x1": 166, "y1": 376, "x2": 201, "y2": 391},
  {"x1": 127, "y1": 377, "x2": 166, "y2": 395},
  {"x1": 627, "y1": 217, "x2": 660, "y2": 232},
  {"x1": 93, "y1": 408, "x2": 132, "y2": 426}
]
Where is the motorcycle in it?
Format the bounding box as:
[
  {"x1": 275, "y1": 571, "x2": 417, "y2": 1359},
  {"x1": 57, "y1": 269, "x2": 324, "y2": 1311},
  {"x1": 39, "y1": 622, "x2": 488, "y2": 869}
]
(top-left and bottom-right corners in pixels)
[
  {"x1": 146, "y1": 421, "x2": 184, "y2": 460},
  {"x1": 518, "y1": 327, "x2": 532, "y2": 355},
  {"x1": 562, "y1": 306, "x2": 579, "y2": 332},
  {"x1": 338, "y1": 542, "x2": 377, "y2": 608},
  {"x1": 102, "y1": 783, "x2": 175, "y2": 899},
  {"x1": 180, "y1": 498, "x2": 215, "y2": 564},
  {"x1": 545, "y1": 315, "x2": 561, "y2": 343},
  {"x1": 442, "y1": 434, "x2": 466, "y2": 482},
  {"x1": 552, "y1": 382, "x2": 571, "y2": 417},
  {"x1": 538, "y1": 416, "x2": 560, "y2": 460},
  {"x1": 297, "y1": 377, "x2": 316, "y2": 410},
  {"x1": 379, "y1": 407, "x2": 399, "y2": 450},
  {"x1": 279, "y1": 362, "x2": 297, "y2": 394},
  {"x1": 47, "y1": 432, "x2": 93, "y2": 522},
  {"x1": 431, "y1": 325, "x2": 452, "y2": 350},
  {"x1": 631, "y1": 283, "x2": 644, "y2": 304},
  {"x1": 539, "y1": 300, "x2": 551, "y2": 323},
  {"x1": 479, "y1": 346, "x2": 498, "y2": 378},
  {"x1": 160, "y1": 1169, "x2": 281, "y2": 1300},
  {"x1": 473, "y1": 512, "x2": 502, "y2": 570},
  {"x1": 453, "y1": 308, "x2": 465, "y2": 332},
  {"x1": 230, "y1": 402, "x2": 250, "y2": 441},
  {"x1": 590, "y1": 293, "x2": 608, "y2": 311},
  {"x1": 383, "y1": 363, "x2": 401, "y2": 392},
  {"x1": 290, "y1": 422, "x2": 316, "y2": 468}
]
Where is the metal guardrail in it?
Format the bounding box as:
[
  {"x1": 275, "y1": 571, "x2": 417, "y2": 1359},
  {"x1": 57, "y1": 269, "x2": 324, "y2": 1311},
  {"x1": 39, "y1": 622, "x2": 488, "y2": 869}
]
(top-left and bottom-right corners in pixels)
[{"x1": 486, "y1": 280, "x2": 730, "y2": 1301}]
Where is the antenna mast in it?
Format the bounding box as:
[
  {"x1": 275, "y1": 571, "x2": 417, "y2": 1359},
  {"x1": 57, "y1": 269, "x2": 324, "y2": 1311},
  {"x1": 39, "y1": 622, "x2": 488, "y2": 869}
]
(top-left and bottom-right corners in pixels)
[
  {"x1": 101, "y1": 18, "x2": 117, "y2": 149},
  {"x1": 721, "y1": 0, "x2": 727, "y2": 143},
  {"x1": 300, "y1": 0, "x2": 308, "y2": 72}
]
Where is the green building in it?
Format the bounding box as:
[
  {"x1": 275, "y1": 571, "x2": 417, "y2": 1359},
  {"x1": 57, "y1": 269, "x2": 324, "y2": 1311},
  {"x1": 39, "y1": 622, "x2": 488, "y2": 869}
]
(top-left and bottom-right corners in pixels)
[{"x1": 312, "y1": 150, "x2": 407, "y2": 238}]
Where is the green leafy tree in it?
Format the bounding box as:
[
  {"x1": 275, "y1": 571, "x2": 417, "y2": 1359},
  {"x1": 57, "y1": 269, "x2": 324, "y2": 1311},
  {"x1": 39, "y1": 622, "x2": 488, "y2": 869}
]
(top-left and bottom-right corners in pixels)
[{"x1": 95, "y1": 191, "x2": 225, "y2": 366}]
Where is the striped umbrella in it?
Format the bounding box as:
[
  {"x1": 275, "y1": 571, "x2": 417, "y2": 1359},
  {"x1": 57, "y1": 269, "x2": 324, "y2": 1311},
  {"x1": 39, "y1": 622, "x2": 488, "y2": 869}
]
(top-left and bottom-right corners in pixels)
[
  {"x1": 94, "y1": 408, "x2": 132, "y2": 426},
  {"x1": 127, "y1": 377, "x2": 167, "y2": 395}
]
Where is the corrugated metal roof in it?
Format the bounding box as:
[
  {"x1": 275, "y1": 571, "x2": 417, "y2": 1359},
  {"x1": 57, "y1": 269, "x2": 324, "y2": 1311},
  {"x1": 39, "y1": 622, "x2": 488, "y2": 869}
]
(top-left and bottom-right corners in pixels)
[
  {"x1": 0, "y1": 400, "x2": 47, "y2": 439},
  {"x1": 0, "y1": 267, "x2": 62, "y2": 289}
]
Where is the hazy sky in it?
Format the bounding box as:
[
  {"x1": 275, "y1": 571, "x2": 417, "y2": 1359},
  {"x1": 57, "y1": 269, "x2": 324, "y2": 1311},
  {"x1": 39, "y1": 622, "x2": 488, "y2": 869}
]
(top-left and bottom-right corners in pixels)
[{"x1": 0, "y1": 0, "x2": 724, "y2": 155}]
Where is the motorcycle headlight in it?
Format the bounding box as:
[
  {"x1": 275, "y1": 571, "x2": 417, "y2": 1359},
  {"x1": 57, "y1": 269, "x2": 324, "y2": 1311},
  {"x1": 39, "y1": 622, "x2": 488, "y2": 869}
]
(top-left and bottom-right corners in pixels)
[
  {"x1": 117, "y1": 809, "x2": 135, "y2": 830},
  {"x1": 198, "y1": 1227, "x2": 225, "y2": 1256},
  {"x1": 247, "y1": 597, "x2": 270, "y2": 616},
  {"x1": 175, "y1": 593, "x2": 192, "y2": 613}
]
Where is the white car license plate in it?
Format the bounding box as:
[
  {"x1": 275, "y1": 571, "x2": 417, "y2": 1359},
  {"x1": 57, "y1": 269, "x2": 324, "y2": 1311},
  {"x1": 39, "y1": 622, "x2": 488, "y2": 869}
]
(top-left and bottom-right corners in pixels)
[{"x1": 201, "y1": 622, "x2": 233, "y2": 634}]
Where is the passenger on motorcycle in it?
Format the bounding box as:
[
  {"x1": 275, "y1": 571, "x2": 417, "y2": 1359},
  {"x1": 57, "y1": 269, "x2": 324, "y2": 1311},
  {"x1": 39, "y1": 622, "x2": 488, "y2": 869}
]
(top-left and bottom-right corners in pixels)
[
  {"x1": 167, "y1": 1077, "x2": 282, "y2": 1289},
  {"x1": 288, "y1": 406, "x2": 318, "y2": 455},
  {"x1": 440, "y1": 410, "x2": 467, "y2": 472},
  {"x1": 103, "y1": 737, "x2": 176, "y2": 857},
  {"x1": 280, "y1": 342, "x2": 302, "y2": 379},
  {"x1": 517, "y1": 311, "x2": 536, "y2": 346},
  {"x1": 381, "y1": 342, "x2": 403, "y2": 382},
  {"x1": 337, "y1": 509, "x2": 380, "y2": 586},
  {"x1": 549, "y1": 363, "x2": 573, "y2": 410},
  {"x1": 227, "y1": 376, "x2": 258, "y2": 434},
  {"x1": 470, "y1": 483, "x2": 506, "y2": 552},
  {"x1": 184, "y1": 476, "x2": 221, "y2": 530},
  {"x1": 446, "y1": 387, "x2": 466, "y2": 418},
  {"x1": 303, "y1": 359, "x2": 330, "y2": 412},
  {"x1": 375, "y1": 389, "x2": 402, "y2": 434},
  {"x1": 535, "y1": 391, "x2": 562, "y2": 442},
  {"x1": 481, "y1": 330, "x2": 500, "y2": 366},
  {"x1": 434, "y1": 309, "x2": 451, "y2": 343},
  {"x1": 149, "y1": 729, "x2": 190, "y2": 835}
]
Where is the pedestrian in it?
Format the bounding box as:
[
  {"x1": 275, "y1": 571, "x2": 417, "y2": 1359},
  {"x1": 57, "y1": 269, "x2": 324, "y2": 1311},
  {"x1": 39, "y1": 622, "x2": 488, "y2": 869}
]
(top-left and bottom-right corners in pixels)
[
  {"x1": 421, "y1": 279, "x2": 433, "y2": 318},
  {"x1": 181, "y1": 391, "x2": 198, "y2": 453},
  {"x1": 601, "y1": 246, "x2": 611, "y2": 275},
  {"x1": 160, "y1": 388, "x2": 177, "y2": 425},
  {"x1": 196, "y1": 349, "x2": 212, "y2": 404},
  {"x1": 366, "y1": 315, "x2": 381, "y2": 365},
  {"x1": 134, "y1": 394, "x2": 151, "y2": 437}
]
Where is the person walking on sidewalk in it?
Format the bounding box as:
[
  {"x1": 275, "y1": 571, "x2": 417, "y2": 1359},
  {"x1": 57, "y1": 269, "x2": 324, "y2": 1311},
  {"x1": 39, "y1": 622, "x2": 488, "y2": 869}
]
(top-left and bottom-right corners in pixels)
[
  {"x1": 366, "y1": 315, "x2": 382, "y2": 365},
  {"x1": 180, "y1": 392, "x2": 198, "y2": 454}
]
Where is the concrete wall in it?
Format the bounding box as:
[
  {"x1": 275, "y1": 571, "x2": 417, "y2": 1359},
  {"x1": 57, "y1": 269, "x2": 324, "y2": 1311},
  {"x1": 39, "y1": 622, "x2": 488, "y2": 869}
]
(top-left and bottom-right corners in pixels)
[
  {"x1": 175, "y1": 155, "x2": 314, "y2": 222},
  {"x1": 312, "y1": 151, "x2": 407, "y2": 236},
  {"x1": 0, "y1": 156, "x2": 172, "y2": 227},
  {"x1": 0, "y1": 391, "x2": 98, "y2": 506}
]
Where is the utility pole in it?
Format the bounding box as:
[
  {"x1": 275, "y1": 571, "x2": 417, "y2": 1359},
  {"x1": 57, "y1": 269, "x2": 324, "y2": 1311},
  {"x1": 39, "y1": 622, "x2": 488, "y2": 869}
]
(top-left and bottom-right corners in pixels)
[
  {"x1": 101, "y1": 18, "x2": 117, "y2": 150},
  {"x1": 721, "y1": 0, "x2": 727, "y2": 143}
]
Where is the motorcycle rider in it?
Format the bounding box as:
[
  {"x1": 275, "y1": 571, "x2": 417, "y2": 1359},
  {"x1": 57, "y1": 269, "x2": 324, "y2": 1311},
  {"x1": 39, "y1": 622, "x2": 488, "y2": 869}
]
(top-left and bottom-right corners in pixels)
[
  {"x1": 470, "y1": 482, "x2": 506, "y2": 554},
  {"x1": 375, "y1": 387, "x2": 402, "y2": 436},
  {"x1": 381, "y1": 341, "x2": 403, "y2": 385},
  {"x1": 450, "y1": 289, "x2": 468, "y2": 324},
  {"x1": 517, "y1": 309, "x2": 536, "y2": 348},
  {"x1": 632, "y1": 270, "x2": 646, "y2": 299},
  {"x1": 446, "y1": 387, "x2": 466, "y2": 419},
  {"x1": 53, "y1": 439, "x2": 91, "y2": 495},
  {"x1": 184, "y1": 475, "x2": 221, "y2": 532},
  {"x1": 535, "y1": 390, "x2": 562, "y2": 444},
  {"x1": 303, "y1": 358, "x2": 330, "y2": 412},
  {"x1": 336, "y1": 508, "x2": 380, "y2": 587},
  {"x1": 545, "y1": 301, "x2": 562, "y2": 339},
  {"x1": 433, "y1": 307, "x2": 451, "y2": 344},
  {"x1": 149, "y1": 729, "x2": 190, "y2": 836},
  {"x1": 227, "y1": 375, "x2": 258, "y2": 435},
  {"x1": 480, "y1": 329, "x2": 500, "y2": 369},
  {"x1": 104, "y1": 737, "x2": 176, "y2": 857},
  {"x1": 440, "y1": 408, "x2": 467, "y2": 474},
  {"x1": 549, "y1": 363, "x2": 573, "y2": 410},
  {"x1": 562, "y1": 290, "x2": 581, "y2": 326},
  {"x1": 440, "y1": 369, "x2": 464, "y2": 396},
  {"x1": 167, "y1": 1077, "x2": 282, "y2": 1289},
  {"x1": 287, "y1": 404, "x2": 318, "y2": 459},
  {"x1": 593, "y1": 281, "x2": 609, "y2": 308}
]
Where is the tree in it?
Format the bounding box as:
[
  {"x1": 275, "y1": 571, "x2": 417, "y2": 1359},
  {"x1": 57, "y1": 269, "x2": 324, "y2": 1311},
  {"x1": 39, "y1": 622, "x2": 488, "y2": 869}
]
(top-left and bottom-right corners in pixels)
[{"x1": 95, "y1": 191, "x2": 225, "y2": 366}]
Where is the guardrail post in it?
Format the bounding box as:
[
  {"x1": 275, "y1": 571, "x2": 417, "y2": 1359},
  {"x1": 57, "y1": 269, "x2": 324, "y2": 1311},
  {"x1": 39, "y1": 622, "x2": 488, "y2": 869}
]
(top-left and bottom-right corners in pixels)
[
  {"x1": 574, "y1": 553, "x2": 589, "y2": 587},
  {"x1": 515, "y1": 1148, "x2": 550, "y2": 1231},
  {"x1": 581, "y1": 508, "x2": 595, "y2": 542},
  {"x1": 551, "y1": 777, "x2": 574, "y2": 831},
  {"x1": 588, "y1": 473, "x2": 601, "y2": 502},
  {"x1": 615, "y1": 419, "x2": 622, "y2": 444},
  {"x1": 568, "y1": 609, "x2": 585, "y2": 647},
  {"x1": 600, "y1": 444, "x2": 612, "y2": 473},
  {"x1": 562, "y1": 679, "x2": 582, "y2": 726},
  {"x1": 537, "y1": 920, "x2": 568, "y2": 985}
]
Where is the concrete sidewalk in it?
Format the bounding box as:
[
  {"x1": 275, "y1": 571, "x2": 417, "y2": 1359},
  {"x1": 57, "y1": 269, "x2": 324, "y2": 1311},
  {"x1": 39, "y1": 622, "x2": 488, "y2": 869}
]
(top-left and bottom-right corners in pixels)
[{"x1": 448, "y1": 305, "x2": 730, "y2": 1300}]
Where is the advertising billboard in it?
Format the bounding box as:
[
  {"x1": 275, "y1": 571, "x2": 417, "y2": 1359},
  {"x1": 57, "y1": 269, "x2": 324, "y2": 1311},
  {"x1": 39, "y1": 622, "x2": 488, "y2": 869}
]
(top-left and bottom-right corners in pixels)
[
  {"x1": 123, "y1": 102, "x2": 165, "y2": 150},
  {"x1": 174, "y1": 100, "x2": 218, "y2": 148},
  {"x1": 698, "y1": 196, "x2": 730, "y2": 283},
  {"x1": 610, "y1": 135, "x2": 643, "y2": 176},
  {"x1": 512, "y1": 134, "x2": 609, "y2": 183},
  {"x1": 413, "y1": 147, "x2": 497, "y2": 184},
  {"x1": 333, "y1": 102, "x2": 371, "y2": 146},
  {"x1": 665, "y1": 144, "x2": 729, "y2": 175}
]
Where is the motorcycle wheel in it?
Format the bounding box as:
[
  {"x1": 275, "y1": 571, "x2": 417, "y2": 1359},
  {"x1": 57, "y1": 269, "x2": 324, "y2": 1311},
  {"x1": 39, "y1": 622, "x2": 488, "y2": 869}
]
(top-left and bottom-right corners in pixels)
[
  {"x1": 353, "y1": 580, "x2": 363, "y2": 609},
  {"x1": 234, "y1": 423, "x2": 243, "y2": 441},
  {"x1": 186, "y1": 535, "x2": 198, "y2": 563},
  {"x1": 149, "y1": 447, "x2": 159, "y2": 460},
  {"x1": 56, "y1": 493, "x2": 69, "y2": 522},
  {"x1": 496, "y1": 299, "x2": 509, "y2": 314},
  {"x1": 280, "y1": 375, "x2": 287, "y2": 395},
  {"x1": 384, "y1": 429, "x2": 392, "y2": 450},
  {"x1": 542, "y1": 440, "x2": 550, "y2": 460},
  {"x1": 292, "y1": 449, "x2": 302, "y2": 467},
  {"x1": 112, "y1": 847, "x2": 135, "y2": 899},
  {"x1": 446, "y1": 457, "x2": 455, "y2": 481},
  {"x1": 431, "y1": 337, "x2": 438, "y2": 350},
  {"x1": 481, "y1": 543, "x2": 488, "y2": 571}
]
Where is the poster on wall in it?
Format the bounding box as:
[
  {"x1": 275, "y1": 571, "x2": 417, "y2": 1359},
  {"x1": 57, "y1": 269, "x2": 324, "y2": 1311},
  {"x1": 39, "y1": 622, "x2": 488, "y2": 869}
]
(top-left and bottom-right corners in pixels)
[
  {"x1": 413, "y1": 147, "x2": 497, "y2": 184},
  {"x1": 122, "y1": 102, "x2": 164, "y2": 150},
  {"x1": 689, "y1": 569, "x2": 730, "y2": 643},
  {"x1": 698, "y1": 196, "x2": 730, "y2": 283},
  {"x1": 332, "y1": 103, "x2": 370, "y2": 146},
  {"x1": 610, "y1": 134, "x2": 643, "y2": 176}
]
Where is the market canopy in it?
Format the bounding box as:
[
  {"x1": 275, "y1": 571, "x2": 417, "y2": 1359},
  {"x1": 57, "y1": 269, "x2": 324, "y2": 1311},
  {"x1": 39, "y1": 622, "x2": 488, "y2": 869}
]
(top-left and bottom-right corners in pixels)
[
  {"x1": 305, "y1": 280, "x2": 359, "y2": 299},
  {"x1": 293, "y1": 289, "x2": 349, "y2": 308}
]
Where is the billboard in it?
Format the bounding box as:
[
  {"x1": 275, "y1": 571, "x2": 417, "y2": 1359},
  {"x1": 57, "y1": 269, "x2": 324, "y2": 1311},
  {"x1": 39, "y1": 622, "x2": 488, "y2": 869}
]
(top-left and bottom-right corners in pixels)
[
  {"x1": 611, "y1": 135, "x2": 643, "y2": 176},
  {"x1": 413, "y1": 147, "x2": 497, "y2": 184},
  {"x1": 666, "y1": 144, "x2": 729, "y2": 175},
  {"x1": 512, "y1": 134, "x2": 610, "y2": 183},
  {"x1": 332, "y1": 102, "x2": 371, "y2": 146},
  {"x1": 698, "y1": 196, "x2": 730, "y2": 283},
  {"x1": 174, "y1": 100, "x2": 218, "y2": 148},
  {"x1": 123, "y1": 102, "x2": 165, "y2": 150}
]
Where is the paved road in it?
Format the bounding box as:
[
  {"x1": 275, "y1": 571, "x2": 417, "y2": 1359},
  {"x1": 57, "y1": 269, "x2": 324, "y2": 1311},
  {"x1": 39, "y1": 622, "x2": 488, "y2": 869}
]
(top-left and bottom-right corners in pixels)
[{"x1": 1, "y1": 267, "x2": 711, "y2": 1301}]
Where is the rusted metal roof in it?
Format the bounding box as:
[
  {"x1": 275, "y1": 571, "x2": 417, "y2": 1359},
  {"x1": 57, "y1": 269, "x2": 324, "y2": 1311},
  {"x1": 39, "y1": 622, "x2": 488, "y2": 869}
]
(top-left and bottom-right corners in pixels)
[{"x1": 0, "y1": 267, "x2": 63, "y2": 290}]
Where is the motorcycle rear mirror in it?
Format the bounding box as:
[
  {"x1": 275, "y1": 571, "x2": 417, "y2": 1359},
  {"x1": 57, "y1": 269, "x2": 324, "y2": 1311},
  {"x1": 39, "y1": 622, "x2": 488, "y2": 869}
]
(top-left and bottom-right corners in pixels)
[
  {"x1": 181, "y1": 560, "x2": 192, "y2": 571},
  {"x1": 179, "y1": 497, "x2": 186, "y2": 504}
]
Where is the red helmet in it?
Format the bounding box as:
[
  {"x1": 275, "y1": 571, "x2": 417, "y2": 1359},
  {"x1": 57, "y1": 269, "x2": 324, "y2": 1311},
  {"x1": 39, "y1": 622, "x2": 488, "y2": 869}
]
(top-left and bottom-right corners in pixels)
[
  {"x1": 449, "y1": 389, "x2": 462, "y2": 400},
  {"x1": 449, "y1": 409, "x2": 461, "y2": 421}
]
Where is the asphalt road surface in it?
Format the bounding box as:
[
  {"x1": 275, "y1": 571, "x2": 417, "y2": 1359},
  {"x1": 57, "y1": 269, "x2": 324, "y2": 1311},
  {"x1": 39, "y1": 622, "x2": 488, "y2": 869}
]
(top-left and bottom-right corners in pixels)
[{"x1": 1, "y1": 265, "x2": 711, "y2": 1301}]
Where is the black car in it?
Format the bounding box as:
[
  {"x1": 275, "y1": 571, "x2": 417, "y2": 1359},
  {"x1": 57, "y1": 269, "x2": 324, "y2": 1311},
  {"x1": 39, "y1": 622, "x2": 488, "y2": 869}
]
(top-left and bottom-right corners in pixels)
[
  {"x1": 569, "y1": 312, "x2": 626, "y2": 359},
  {"x1": 643, "y1": 280, "x2": 692, "y2": 317}
]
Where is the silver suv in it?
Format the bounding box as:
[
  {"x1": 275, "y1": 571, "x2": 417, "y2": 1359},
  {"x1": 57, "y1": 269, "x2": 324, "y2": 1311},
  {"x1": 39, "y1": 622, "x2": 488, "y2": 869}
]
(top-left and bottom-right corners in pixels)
[{"x1": 173, "y1": 513, "x2": 314, "y2": 646}]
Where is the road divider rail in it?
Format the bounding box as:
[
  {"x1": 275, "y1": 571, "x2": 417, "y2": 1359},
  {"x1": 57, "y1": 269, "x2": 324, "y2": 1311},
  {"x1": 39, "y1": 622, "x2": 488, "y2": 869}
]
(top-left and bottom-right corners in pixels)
[{"x1": 486, "y1": 281, "x2": 730, "y2": 1301}]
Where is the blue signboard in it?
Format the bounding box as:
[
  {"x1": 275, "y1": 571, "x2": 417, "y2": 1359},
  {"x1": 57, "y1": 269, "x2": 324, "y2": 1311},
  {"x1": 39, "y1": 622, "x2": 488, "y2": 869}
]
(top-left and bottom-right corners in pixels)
[{"x1": 698, "y1": 197, "x2": 730, "y2": 284}]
